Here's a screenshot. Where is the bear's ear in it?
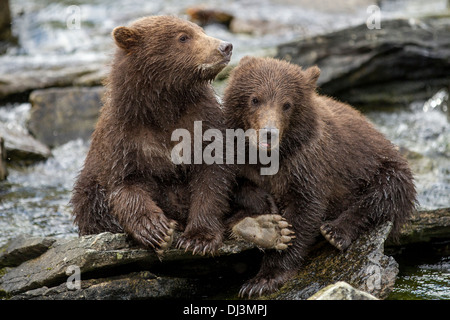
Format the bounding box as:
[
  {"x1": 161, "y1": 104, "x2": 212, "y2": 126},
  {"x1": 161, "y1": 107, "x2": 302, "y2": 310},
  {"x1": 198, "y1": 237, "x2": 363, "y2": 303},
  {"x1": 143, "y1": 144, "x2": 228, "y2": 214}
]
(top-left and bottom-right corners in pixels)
[
  {"x1": 112, "y1": 26, "x2": 140, "y2": 50},
  {"x1": 304, "y1": 65, "x2": 320, "y2": 86}
]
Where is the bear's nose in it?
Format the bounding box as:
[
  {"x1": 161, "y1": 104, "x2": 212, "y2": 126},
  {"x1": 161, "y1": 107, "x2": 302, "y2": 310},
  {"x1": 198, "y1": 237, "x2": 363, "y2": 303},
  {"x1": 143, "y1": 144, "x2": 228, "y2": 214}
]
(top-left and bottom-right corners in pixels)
[
  {"x1": 262, "y1": 127, "x2": 279, "y2": 142},
  {"x1": 219, "y1": 41, "x2": 233, "y2": 58}
]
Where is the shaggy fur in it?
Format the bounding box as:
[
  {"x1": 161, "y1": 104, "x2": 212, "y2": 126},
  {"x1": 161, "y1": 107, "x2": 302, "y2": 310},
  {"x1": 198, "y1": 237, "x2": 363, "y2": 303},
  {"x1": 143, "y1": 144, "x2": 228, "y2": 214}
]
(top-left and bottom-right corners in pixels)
[
  {"x1": 223, "y1": 56, "x2": 417, "y2": 297},
  {"x1": 71, "y1": 16, "x2": 234, "y2": 255}
]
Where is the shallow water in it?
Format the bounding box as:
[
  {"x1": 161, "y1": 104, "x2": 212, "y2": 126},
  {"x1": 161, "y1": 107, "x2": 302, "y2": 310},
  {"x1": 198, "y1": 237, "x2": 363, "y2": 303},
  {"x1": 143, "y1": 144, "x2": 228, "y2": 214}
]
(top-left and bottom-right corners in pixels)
[
  {"x1": 0, "y1": 0, "x2": 449, "y2": 299},
  {"x1": 366, "y1": 90, "x2": 450, "y2": 211},
  {"x1": 388, "y1": 241, "x2": 450, "y2": 300}
]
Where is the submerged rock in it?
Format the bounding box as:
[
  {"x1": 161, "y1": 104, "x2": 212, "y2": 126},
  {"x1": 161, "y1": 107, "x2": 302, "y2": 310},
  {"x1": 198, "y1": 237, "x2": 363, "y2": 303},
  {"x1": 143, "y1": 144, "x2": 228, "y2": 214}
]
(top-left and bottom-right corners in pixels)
[{"x1": 277, "y1": 17, "x2": 450, "y2": 107}]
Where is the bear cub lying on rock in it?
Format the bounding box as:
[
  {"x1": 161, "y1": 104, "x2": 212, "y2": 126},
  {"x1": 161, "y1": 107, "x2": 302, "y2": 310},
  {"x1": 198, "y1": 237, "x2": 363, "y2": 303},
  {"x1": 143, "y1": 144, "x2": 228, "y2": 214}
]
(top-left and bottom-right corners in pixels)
[{"x1": 224, "y1": 56, "x2": 416, "y2": 297}]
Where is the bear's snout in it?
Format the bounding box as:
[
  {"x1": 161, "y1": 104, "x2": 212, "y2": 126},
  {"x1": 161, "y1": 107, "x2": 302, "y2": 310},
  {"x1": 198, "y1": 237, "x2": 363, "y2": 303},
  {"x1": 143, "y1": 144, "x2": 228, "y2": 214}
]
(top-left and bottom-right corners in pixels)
[
  {"x1": 259, "y1": 127, "x2": 280, "y2": 150},
  {"x1": 218, "y1": 41, "x2": 233, "y2": 59}
]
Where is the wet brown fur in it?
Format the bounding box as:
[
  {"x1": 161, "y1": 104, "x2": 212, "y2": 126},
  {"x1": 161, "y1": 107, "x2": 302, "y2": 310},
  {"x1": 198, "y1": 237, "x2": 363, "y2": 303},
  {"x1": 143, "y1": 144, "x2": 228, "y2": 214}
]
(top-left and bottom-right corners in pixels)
[
  {"x1": 223, "y1": 56, "x2": 417, "y2": 297},
  {"x1": 71, "y1": 16, "x2": 234, "y2": 254}
]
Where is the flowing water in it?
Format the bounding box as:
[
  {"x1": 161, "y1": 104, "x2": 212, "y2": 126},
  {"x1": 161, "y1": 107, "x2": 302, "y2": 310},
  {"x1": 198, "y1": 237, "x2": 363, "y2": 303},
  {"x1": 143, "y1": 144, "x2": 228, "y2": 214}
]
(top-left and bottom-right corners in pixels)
[{"x1": 0, "y1": 0, "x2": 449, "y2": 299}]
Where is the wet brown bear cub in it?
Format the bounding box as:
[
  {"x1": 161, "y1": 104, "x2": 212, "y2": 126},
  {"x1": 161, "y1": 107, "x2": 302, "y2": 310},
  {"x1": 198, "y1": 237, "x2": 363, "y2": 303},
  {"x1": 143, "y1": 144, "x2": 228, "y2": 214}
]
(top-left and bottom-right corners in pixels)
[
  {"x1": 223, "y1": 56, "x2": 416, "y2": 297},
  {"x1": 71, "y1": 16, "x2": 234, "y2": 255}
]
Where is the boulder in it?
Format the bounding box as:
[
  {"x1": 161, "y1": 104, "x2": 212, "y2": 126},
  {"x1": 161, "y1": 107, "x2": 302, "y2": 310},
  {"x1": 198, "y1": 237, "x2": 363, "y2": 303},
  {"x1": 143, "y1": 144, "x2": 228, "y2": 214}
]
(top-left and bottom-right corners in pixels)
[
  {"x1": 393, "y1": 207, "x2": 450, "y2": 246},
  {"x1": 276, "y1": 17, "x2": 450, "y2": 107},
  {"x1": 2, "y1": 207, "x2": 448, "y2": 300},
  {"x1": 0, "y1": 64, "x2": 107, "y2": 103},
  {"x1": 27, "y1": 86, "x2": 104, "y2": 148},
  {"x1": 307, "y1": 281, "x2": 378, "y2": 300},
  {"x1": 262, "y1": 222, "x2": 398, "y2": 300},
  {"x1": 0, "y1": 232, "x2": 255, "y2": 299},
  {"x1": 0, "y1": 122, "x2": 52, "y2": 164},
  {"x1": 11, "y1": 271, "x2": 198, "y2": 300}
]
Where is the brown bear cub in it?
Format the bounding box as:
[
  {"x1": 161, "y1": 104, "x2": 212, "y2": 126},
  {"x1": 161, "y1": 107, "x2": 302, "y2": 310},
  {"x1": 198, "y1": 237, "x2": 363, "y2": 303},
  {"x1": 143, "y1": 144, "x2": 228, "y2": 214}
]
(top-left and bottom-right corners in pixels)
[
  {"x1": 71, "y1": 16, "x2": 234, "y2": 255},
  {"x1": 223, "y1": 56, "x2": 416, "y2": 297}
]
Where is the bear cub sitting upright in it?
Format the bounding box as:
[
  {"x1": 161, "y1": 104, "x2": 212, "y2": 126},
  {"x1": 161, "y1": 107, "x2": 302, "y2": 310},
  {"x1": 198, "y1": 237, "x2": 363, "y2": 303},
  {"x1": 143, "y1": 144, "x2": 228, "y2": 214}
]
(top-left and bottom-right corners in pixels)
[
  {"x1": 71, "y1": 16, "x2": 234, "y2": 255},
  {"x1": 223, "y1": 56, "x2": 416, "y2": 297}
]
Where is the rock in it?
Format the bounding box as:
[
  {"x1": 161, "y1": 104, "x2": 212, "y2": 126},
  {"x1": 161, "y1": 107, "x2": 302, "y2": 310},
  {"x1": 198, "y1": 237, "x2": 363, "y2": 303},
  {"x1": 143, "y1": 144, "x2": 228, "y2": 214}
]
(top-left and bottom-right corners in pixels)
[
  {"x1": 0, "y1": 223, "x2": 398, "y2": 300},
  {"x1": 393, "y1": 207, "x2": 450, "y2": 246},
  {"x1": 0, "y1": 0, "x2": 11, "y2": 40},
  {"x1": 307, "y1": 281, "x2": 378, "y2": 300},
  {"x1": 0, "y1": 64, "x2": 107, "y2": 103},
  {"x1": 262, "y1": 222, "x2": 398, "y2": 300},
  {"x1": 0, "y1": 235, "x2": 56, "y2": 268},
  {"x1": 11, "y1": 271, "x2": 198, "y2": 300},
  {"x1": 186, "y1": 7, "x2": 234, "y2": 28},
  {"x1": 0, "y1": 0, "x2": 14, "y2": 53},
  {"x1": 0, "y1": 232, "x2": 255, "y2": 299},
  {"x1": 0, "y1": 137, "x2": 6, "y2": 180},
  {"x1": 0, "y1": 233, "x2": 151, "y2": 296},
  {"x1": 277, "y1": 17, "x2": 450, "y2": 107},
  {"x1": 0, "y1": 122, "x2": 52, "y2": 164},
  {"x1": 3, "y1": 208, "x2": 445, "y2": 300},
  {"x1": 229, "y1": 18, "x2": 288, "y2": 36},
  {"x1": 27, "y1": 87, "x2": 104, "y2": 148},
  {"x1": 73, "y1": 68, "x2": 109, "y2": 87}
]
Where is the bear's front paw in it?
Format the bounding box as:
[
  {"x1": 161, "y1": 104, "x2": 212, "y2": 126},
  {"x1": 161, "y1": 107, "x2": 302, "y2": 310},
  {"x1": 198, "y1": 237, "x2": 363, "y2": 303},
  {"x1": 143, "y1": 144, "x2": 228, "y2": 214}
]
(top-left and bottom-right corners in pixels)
[
  {"x1": 176, "y1": 230, "x2": 223, "y2": 256},
  {"x1": 231, "y1": 214, "x2": 295, "y2": 250},
  {"x1": 320, "y1": 222, "x2": 351, "y2": 251},
  {"x1": 129, "y1": 212, "x2": 177, "y2": 255}
]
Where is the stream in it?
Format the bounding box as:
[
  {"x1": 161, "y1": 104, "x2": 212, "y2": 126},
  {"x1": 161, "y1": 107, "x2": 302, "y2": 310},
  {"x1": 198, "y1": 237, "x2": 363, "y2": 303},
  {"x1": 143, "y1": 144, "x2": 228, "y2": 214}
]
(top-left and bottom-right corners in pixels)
[{"x1": 0, "y1": 0, "x2": 449, "y2": 299}]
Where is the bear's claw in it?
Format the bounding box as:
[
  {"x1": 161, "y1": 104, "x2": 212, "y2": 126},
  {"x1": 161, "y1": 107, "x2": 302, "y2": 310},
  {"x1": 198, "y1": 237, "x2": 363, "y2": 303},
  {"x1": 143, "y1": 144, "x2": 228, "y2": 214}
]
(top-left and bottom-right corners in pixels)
[
  {"x1": 320, "y1": 223, "x2": 351, "y2": 251},
  {"x1": 176, "y1": 232, "x2": 222, "y2": 256},
  {"x1": 154, "y1": 221, "x2": 177, "y2": 256},
  {"x1": 238, "y1": 269, "x2": 296, "y2": 298},
  {"x1": 231, "y1": 214, "x2": 295, "y2": 251}
]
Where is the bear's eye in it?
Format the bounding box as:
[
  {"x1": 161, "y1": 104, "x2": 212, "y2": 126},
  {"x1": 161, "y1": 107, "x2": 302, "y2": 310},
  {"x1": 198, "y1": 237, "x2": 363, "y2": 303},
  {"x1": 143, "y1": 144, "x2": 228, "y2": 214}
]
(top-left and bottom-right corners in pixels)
[
  {"x1": 251, "y1": 97, "x2": 259, "y2": 106},
  {"x1": 179, "y1": 35, "x2": 189, "y2": 43},
  {"x1": 283, "y1": 102, "x2": 292, "y2": 111}
]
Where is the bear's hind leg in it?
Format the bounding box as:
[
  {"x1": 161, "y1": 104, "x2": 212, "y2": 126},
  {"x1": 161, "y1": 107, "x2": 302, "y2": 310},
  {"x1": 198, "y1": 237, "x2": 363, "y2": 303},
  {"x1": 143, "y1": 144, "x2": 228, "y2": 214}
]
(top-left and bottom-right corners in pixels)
[
  {"x1": 321, "y1": 163, "x2": 416, "y2": 251},
  {"x1": 71, "y1": 177, "x2": 123, "y2": 235}
]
